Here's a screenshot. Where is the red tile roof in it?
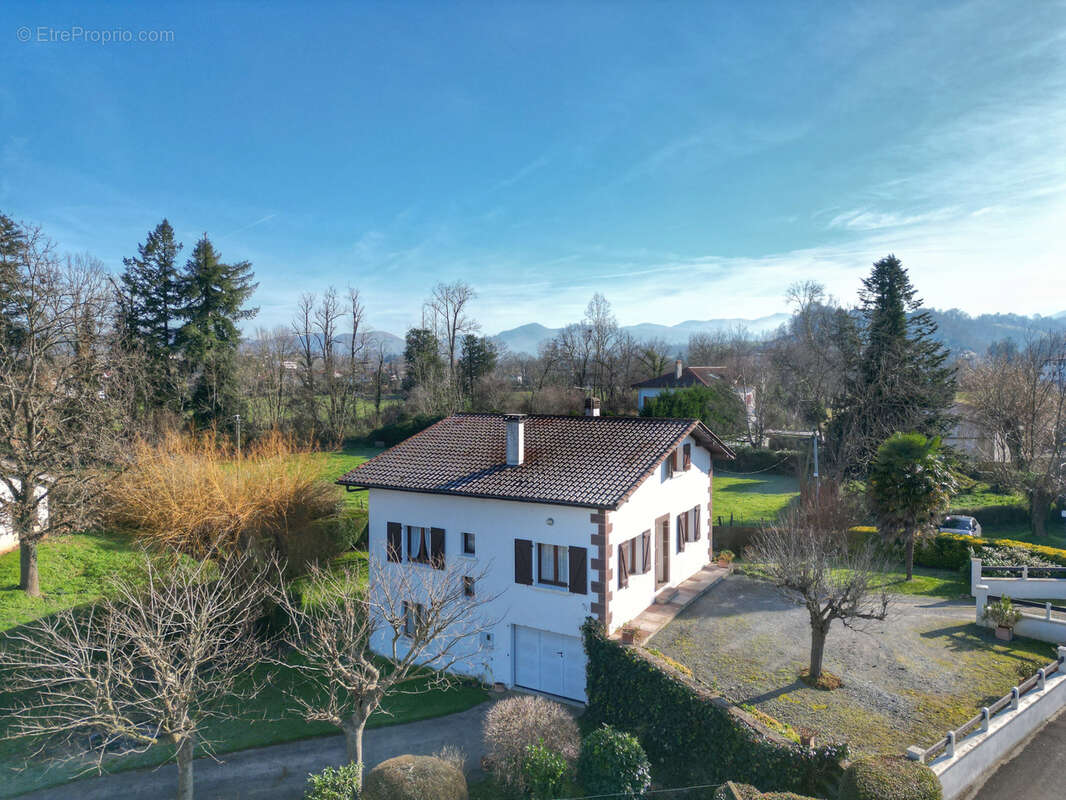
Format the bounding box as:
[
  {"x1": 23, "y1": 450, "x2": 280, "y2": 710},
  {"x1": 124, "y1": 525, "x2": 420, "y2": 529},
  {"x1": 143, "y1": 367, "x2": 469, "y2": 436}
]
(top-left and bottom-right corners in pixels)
[
  {"x1": 631, "y1": 366, "x2": 728, "y2": 390},
  {"x1": 337, "y1": 413, "x2": 734, "y2": 510}
]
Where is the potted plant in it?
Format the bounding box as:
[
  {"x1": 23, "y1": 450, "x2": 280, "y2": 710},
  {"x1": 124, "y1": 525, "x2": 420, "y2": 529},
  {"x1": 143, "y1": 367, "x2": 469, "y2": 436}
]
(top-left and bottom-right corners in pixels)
[
  {"x1": 717, "y1": 549, "x2": 735, "y2": 569},
  {"x1": 984, "y1": 595, "x2": 1023, "y2": 641},
  {"x1": 619, "y1": 624, "x2": 644, "y2": 645}
]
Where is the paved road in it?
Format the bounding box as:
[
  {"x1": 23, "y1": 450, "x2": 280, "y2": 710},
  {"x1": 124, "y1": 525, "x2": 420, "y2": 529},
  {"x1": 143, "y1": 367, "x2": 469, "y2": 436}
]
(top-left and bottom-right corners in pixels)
[
  {"x1": 17, "y1": 702, "x2": 492, "y2": 800},
  {"x1": 971, "y1": 706, "x2": 1066, "y2": 800}
]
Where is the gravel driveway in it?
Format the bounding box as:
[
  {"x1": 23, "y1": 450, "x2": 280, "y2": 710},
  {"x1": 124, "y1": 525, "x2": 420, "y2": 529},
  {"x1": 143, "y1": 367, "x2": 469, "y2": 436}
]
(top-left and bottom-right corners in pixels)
[{"x1": 654, "y1": 575, "x2": 1056, "y2": 754}]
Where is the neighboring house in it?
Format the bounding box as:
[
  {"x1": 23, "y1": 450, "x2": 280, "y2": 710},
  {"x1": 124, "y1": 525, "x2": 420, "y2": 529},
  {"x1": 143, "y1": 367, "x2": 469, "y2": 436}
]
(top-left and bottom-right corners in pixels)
[
  {"x1": 944, "y1": 401, "x2": 1009, "y2": 462},
  {"x1": 632, "y1": 360, "x2": 757, "y2": 428},
  {"x1": 337, "y1": 401, "x2": 734, "y2": 702},
  {"x1": 0, "y1": 478, "x2": 49, "y2": 555},
  {"x1": 631, "y1": 360, "x2": 730, "y2": 411}
]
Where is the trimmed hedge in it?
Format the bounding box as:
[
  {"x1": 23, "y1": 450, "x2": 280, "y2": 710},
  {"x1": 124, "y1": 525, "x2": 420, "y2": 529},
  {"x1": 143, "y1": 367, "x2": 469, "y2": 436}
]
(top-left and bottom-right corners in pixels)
[
  {"x1": 838, "y1": 756, "x2": 940, "y2": 800},
  {"x1": 724, "y1": 447, "x2": 801, "y2": 476},
  {"x1": 949, "y1": 503, "x2": 1029, "y2": 527},
  {"x1": 914, "y1": 532, "x2": 1066, "y2": 571},
  {"x1": 714, "y1": 783, "x2": 822, "y2": 800},
  {"x1": 353, "y1": 415, "x2": 443, "y2": 448},
  {"x1": 362, "y1": 755, "x2": 466, "y2": 800},
  {"x1": 581, "y1": 619, "x2": 846, "y2": 796}
]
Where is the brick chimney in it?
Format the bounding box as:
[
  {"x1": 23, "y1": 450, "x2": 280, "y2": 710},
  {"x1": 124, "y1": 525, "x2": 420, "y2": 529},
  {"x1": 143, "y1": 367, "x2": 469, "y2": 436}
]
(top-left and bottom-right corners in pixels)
[
  {"x1": 675, "y1": 359, "x2": 683, "y2": 380},
  {"x1": 505, "y1": 414, "x2": 526, "y2": 466},
  {"x1": 584, "y1": 397, "x2": 601, "y2": 417}
]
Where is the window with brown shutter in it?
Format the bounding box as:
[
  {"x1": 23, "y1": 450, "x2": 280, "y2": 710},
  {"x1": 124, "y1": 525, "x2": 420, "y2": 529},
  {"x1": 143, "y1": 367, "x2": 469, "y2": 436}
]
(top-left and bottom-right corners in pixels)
[
  {"x1": 386, "y1": 522, "x2": 402, "y2": 562},
  {"x1": 693, "y1": 506, "x2": 702, "y2": 540},
  {"x1": 677, "y1": 514, "x2": 687, "y2": 552},
  {"x1": 568, "y1": 546, "x2": 587, "y2": 595},
  {"x1": 514, "y1": 539, "x2": 533, "y2": 585},
  {"x1": 641, "y1": 530, "x2": 651, "y2": 574},
  {"x1": 618, "y1": 543, "x2": 629, "y2": 589},
  {"x1": 430, "y1": 528, "x2": 445, "y2": 569},
  {"x1": 683, "y1": 443, "x2": 692, "y2": 470}
]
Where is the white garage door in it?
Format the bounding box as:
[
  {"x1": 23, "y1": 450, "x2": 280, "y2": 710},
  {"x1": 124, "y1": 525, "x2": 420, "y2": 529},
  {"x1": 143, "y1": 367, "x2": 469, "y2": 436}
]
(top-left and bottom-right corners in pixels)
[{"x1": 513, "y1": 625, "x2": 586, "y2": 702}]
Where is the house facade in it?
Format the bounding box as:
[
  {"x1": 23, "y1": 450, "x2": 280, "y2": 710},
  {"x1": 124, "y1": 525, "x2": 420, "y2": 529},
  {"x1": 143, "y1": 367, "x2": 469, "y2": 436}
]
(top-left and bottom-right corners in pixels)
[
  {"x1": 633, "y1": 360, "x2": 756, "y2": 423},
  {"x1": 338, "y1": 407, "x2": 733, "y2": 702}
]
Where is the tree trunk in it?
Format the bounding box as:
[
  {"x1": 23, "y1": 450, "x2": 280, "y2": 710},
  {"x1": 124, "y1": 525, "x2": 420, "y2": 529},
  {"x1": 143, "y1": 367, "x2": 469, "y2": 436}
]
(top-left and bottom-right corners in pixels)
[
  {"x1": 1031, "y1": 491, "x2": 1050, "y2": 537},
  {"x1": 19, "y1": 535, "x2": 39, "y2": 597},
  {"x1": 904, "y1": 529, "x2": 915, "y2": 581},
  {"x1": 343, "y1": 716, "x2": 367, "y2": 785},
  {"x1": 176, "y1": 733, "x2": 194, "y2": 800},
  {"x1": 808, "y1": 625, "x2": 827, "y2": 681}
]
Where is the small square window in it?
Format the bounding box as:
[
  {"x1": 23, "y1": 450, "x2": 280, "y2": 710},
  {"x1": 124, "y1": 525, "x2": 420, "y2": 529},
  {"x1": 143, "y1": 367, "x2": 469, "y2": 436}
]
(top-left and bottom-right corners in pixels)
[
  {"x1": 463, "y1": 576, "x2": 475, "y2": 597},
  {"x1": 462, "y1": 532, "x2": 476, "y2": 556}
]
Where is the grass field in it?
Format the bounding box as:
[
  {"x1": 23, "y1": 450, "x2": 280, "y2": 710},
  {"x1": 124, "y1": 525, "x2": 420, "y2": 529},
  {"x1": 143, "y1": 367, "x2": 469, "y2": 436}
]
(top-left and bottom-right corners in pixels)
[{"x1": 713, "y1": 473, "x2": 800, "y2": 524}]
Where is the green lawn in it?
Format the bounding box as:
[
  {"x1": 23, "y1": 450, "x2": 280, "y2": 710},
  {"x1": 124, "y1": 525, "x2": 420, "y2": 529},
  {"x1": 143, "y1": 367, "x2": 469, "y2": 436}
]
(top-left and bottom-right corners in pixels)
[
  {"x1": 0, "y1": 531, "x2": 145, "y2": 633},
  {"x1": 713, "y1": 473, "x2": 800, "y2": 524},
  {"x1": 951, "y1": 482, "x2": 1026, "y2": 510},
  {"x1": 315, "y1": 443, "x2": 382, "y2": 513},
  {"x1": 740, "y1": 562, "x2": 970, "y2": 601}
]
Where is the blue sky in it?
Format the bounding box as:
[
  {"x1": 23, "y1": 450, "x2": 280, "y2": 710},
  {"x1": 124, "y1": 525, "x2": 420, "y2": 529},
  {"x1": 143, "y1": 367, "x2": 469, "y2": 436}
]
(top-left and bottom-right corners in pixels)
[{"x1": 1, "y1": 1, "x2": 1064, "y2": 335}]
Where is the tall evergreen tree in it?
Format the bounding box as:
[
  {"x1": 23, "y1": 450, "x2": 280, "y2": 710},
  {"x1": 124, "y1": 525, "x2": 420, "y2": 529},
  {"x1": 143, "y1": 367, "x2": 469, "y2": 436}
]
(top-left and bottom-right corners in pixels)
[
  {"x1": 828, "y1": 255, "x2": 956, "y2": 475},
  {"x1": 176, "y1": 234, "x2": 258, "y2": 428},
  {"x1": 457, "y1": 334, "x2": 497, "y2": 400},
  {"x1": 0, "y1": 213, "x2": 27, "y2": 345},
  {"x1": 120, "y1": 220, "x2": 183, "y2": 403}
]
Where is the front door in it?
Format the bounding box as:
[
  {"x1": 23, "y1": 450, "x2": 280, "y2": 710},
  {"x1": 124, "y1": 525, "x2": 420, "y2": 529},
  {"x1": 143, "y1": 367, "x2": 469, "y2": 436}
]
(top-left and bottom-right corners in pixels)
[{"x1": 656, "y1": 516, "x2": 670, "y2": 587}]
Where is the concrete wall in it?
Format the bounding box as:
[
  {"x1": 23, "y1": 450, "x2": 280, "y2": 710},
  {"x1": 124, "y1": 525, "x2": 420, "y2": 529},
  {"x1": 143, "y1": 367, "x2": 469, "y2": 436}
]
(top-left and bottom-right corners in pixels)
[
  {"x1": 971, "y1": 558, "x2": 1066, "y2": 601},
  {"x1": 932, "y1": 653, "x2": 1066, "y2": 800}
]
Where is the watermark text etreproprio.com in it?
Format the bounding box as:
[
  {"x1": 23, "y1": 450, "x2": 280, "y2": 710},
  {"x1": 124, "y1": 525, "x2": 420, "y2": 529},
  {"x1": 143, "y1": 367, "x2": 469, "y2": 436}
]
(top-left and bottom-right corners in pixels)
[{"x1": 16, "y1": 26, "x2": 175, "y2": 44}]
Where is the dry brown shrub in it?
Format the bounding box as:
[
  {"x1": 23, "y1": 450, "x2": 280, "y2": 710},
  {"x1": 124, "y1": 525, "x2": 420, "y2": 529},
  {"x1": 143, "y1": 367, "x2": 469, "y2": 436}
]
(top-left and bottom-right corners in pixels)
[
  {"x1": 106, "y1": 431, "x2": 344, "y2": 570},
  {"x1": 482, "y1": 695, "x2": 579, "y2": 791}
]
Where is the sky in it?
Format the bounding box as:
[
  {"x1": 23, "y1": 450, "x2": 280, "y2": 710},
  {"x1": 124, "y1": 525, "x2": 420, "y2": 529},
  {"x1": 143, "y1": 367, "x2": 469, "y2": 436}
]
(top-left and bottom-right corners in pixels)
[{"x1": 1, "y1": 0, "x2": 1064, "y2": 335}]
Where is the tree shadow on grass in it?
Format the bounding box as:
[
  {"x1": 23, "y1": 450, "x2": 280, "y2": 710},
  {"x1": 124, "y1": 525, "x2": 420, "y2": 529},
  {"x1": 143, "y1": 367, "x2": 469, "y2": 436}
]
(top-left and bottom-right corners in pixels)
[
  {"x1": 918, "y1": 622, "x2": 1054, "y2": 665},
  {"x1": 735, "y1": 678, "x2": 807, "y2": 706}
]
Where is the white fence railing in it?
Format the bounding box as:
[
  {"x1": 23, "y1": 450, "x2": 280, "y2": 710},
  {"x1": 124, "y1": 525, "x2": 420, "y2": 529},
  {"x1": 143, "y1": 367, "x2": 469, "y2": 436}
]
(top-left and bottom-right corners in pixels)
[
  {"x1": 908, "y1": 647, "x2": 1066, "y2": 800},
  {"x1": 971, "y1": 558, "x2": 1066, "y2": 644}
]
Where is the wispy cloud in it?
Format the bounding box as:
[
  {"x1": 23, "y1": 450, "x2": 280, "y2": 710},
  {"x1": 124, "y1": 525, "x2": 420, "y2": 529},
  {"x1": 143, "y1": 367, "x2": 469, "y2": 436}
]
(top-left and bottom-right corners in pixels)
[{"x1": 219, "y1": 212, "x2": 278, "y2": 239}]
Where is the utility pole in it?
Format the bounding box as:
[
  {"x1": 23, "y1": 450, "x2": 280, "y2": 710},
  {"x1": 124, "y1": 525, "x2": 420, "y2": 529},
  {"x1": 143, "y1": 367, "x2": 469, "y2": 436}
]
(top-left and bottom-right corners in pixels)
[
  {"x1": 234, "y1": 414, "x2": 242, "y2": 461},
  {"x1": 812, "y1": 432, "x2": 820, "y2": 501}
]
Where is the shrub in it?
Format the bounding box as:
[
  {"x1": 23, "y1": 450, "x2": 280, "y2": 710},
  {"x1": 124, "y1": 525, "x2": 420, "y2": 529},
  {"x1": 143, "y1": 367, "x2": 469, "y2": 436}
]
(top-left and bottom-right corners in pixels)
[
  {"x1": 729, "y1": 446, "x2": 801, "y2": 475},
  {"x1": 713, "y1": 784, "x2": 820, "y2": 800},
  {"x1": 362, "y1": 755, "x2": 467, "y2": 800},
  {"x1": 577, "y1": 724, "x2": 651, "y2": 799},
  {"x1": 107, "y1": 432, "x2": 344, "y2": 571},
  {"x1": 304, "y1": 762, "x2": 362, "y2": 800},
  {"x1": 838, "y1": 756, "x2": 941, "y2": 800},
  {"x1": 984, "y1": 595, "x2": 1023, "y2": 628},
  {"x1": 523, "y1": 741, "x2": 569, "y2": 799},
  {"x1": 483, "y1": 695, "x2": 579, "y2": 791},
  {"x1": 915, "y1": 532, "x2": 1066, "y2": 572}
]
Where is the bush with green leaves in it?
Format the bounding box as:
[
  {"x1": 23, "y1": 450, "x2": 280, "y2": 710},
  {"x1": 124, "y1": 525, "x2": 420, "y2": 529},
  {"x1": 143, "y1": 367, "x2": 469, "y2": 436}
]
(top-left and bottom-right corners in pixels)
[
  {"x1": 838, "y1": 756, "x2": 941, "y2": 800},
  {"x1": 983, "y1": 595, "x2": 1023, "y2": 628},
  {"x1": 713, "y1": 784, "x2": 820, "y2": 800},
  {"x1": 482, "y1": 695, "x2": 580, "y2": 792},
  {"x1": 577, "y1": 724, "x2": 652, "y2": 799},
  {"x1": 523, "y1": 741, "x2": 569, "y2": 799},
  {"x1": 304, "y1": 762, "x2": 362, "y2": 800},
  {"x1": 362, "y1": 755, "x2": 466, "y2": 800}
]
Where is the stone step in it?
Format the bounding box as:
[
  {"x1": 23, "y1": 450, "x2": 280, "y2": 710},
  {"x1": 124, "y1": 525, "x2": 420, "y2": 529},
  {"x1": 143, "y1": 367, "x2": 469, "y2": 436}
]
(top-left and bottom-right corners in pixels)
[{"x1": 655, "y1": 588, "x2": 679, "y2": 605}]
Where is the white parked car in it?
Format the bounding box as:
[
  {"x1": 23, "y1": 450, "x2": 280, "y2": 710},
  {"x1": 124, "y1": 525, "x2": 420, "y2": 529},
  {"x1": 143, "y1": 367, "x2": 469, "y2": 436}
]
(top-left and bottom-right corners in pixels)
[{"x1": 939, "y1": 515, "x2": 982, "y2": 537}]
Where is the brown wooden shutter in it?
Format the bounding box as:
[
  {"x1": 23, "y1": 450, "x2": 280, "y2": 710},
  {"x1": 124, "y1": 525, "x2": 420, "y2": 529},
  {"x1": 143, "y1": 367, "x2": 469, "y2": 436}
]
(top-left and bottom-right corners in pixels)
[
  {"x1": 641, "y1": 530, "x2": 651, "y2": 574},
  {"x1": 514, "y1": 539, "x2": 533, "y2": 585},
  {"x1": 568, "y1": 546, "x2": 587, "y2": 595},
  {"x1": 430, "y1": 527, "x2": 445, "y2": 569},
  {"x1": 683, "y1": 443, "x2": 692, "y2": 470},
  {"x1": 677, "y1": 515, "x2": 686, "y2": 552},
  {"x1": 386, "y1": 522, "x2": 402, "y2": 562},
  {"x1": 693, "y1": 506, "x2": 701, "y2": 540},
  {"x1": 617, "y1": 543, "x2": 629, "y2": 589}
]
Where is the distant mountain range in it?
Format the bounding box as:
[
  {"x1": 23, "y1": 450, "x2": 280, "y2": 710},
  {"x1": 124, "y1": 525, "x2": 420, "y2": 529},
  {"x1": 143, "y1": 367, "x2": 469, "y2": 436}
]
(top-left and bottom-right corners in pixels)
[
  {"x1": 349, "y1": 309, "x2": 1066, "y2": 361},
  {"x1": 491, "y1": 314, "x2": 791, "y2": 356}
]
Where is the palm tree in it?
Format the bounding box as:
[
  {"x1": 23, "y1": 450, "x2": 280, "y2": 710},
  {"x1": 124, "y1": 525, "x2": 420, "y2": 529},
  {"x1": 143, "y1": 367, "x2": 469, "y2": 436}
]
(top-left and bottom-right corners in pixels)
[{"x1": 868, "y1": 433, "x2": 958, "y2": 580}]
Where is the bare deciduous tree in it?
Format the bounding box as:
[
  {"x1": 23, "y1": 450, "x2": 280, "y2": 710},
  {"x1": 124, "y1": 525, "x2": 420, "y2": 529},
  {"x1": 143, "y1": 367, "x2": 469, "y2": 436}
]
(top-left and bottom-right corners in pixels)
[
  {"x1": 965, "y1": 333, "x2": 1066, "y2": 536},
  {"x1": 750, "y1": 496, "x2": 889, "y2": 682},
  {"x1": 271, "y1": 558, "x2": 498, "y2": 783},
  {"x1": 426, "y1": 280, "x2": 478, "y2": 405},
  {"x1": 0, "y1": 226, "x2": 130, "y2": 596},
  {"x1": 0, "y1": 551, "x2": 274, "y2": 800}
]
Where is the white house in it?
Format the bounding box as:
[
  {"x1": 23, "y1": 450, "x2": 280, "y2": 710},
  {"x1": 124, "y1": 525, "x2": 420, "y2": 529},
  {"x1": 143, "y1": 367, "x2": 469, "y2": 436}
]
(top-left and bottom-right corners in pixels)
[
  {"x1": 632, "y1": 360, "x2": 756, "y2": 422},
  {"x1": 0, "y1": 478, "x2": 49, "y2": 555},
  {"x1": 337, "y1": 402, "x2": 734, "y2": 702}
]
